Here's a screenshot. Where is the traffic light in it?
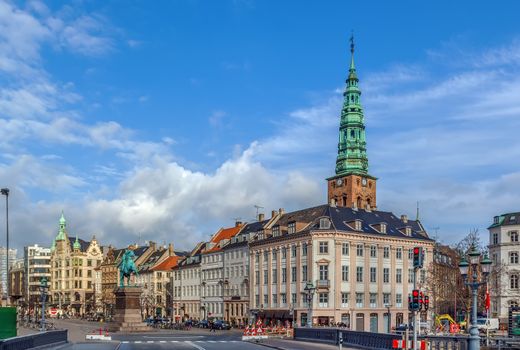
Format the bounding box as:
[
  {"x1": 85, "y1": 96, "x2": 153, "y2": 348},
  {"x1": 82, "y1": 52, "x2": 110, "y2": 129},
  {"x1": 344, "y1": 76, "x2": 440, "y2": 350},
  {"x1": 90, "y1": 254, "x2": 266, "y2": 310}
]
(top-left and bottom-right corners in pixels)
[
  {"x1": 411, "y1": 289, "x2": 420, "y2": 311},
  {"x1": 424, "y1": 295, "x2": 430, "y2": 311},
  {"x1": 413, "y1": 247, "x2": 424, "y2": 268},
  {"x1": 408, "y1": 294, "x2": 413, "y2": 311},
  {"x1": 419, "y1": 291, "x2": 424, "y2": 308}
]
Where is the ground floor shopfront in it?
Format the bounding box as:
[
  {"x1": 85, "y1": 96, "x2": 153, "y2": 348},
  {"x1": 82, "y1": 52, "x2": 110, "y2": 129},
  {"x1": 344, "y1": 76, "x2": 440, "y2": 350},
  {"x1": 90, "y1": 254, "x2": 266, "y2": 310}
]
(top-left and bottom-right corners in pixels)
[
  {"x1": 173, "y1": 300, "x2": 201, "y2": 321},
  {"x1": 252, "y1": 307, "x2": 424, "y2": 332},
  {"x1": 224, "y1": 299, "x2": 249, "y2": 327}
]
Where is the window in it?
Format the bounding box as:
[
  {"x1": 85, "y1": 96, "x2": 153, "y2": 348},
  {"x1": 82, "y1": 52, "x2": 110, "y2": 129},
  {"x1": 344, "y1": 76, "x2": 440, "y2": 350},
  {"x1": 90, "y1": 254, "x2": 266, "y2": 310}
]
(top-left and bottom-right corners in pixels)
[
  {"x1": 341, "y1": 293, "x2": 349, "y2": 307},
  {"x1": 356, "y1": 293, "x2": 364, "y2": 307},
  {"x1": 370, "y1": 246, "x2": 377, "y2": 257},
  {"x1": 396, "y1": 248, "x2": 402, "y2": 260},
  {"x1": 408, "y1": 248, "x2": 414, "y2": 260},
  {"x1": 342, "y1": 243, "x2": 349, "y2": 255},
  {"x1": 264, "y1": 270, "x2": 268, "y2": 285},
  {"x1": 282, "y1": 248, "x2": 287, "y2": 259},
  {"x1": 272, "y1": 250, "x2": 277, "y2": 260},
  {"x1": 272, "y1": 294, "x2": 277, "y2": 305},
  {"x1": 292, "y1": 245, "x2": 297, "y2": 257},
  {"x1": 319, "y1": 265, "x2": 329, "y2": 281},
  {"x1": 319, "y1": 242, "x2": 329, "y2": 254},
  {"x1": 319, "y1": 293, "x2": 329, "y2": 307},
  {"x1": 383, "y1": 247, "x2": 390, "y2": 258},
  {"x1": 292, "y1": 267, "x2": 297, "y2": 282},
  {"x1": 255, "y1": 271, "x2": 260, "y2": 285},
  {"x1": 264, "y1": 294, "x2": 268, "y2": 305},
  {"x1": 272, "y1": 269, "x2": 278, "y2": 283},
  {"x1": 370, "y1": 293, "x2": 377, "y2": 308},
  {"x1": 357, "y1": 244, "x2": 364, "y2": 256},
  {"x1": 383, "y1": 268, "x2": 390, "y2": 283},
  {"x1": 272, "y1": 226, "x2": 280, "y2": 236},
  {"x1": 302, "y1": 243, "x2": 308, "y2": 255},
  {"x1": 492, "y1": 233, "x2": 499, "y2": 245},
  {"x1": 282, "y1": 268, "x2": 287, "y2": 282},
  {"x1": 383, "y1": 293, "x2": 390, "y2": 305},
  {"x1": 396, "y1": 293, "x2": 402, "y2": 307},
  {"x1": 342, "y1": 265, "x2": 349, "y2": 282},
  {"x1": 408, "y1": 268, "x2": 415, "y2": 283},
  {"x1": 288, "y1": 222, "x2": 296, "y2": 234},
  {"x1": 511, "y1": 275, "x2": 519, "y2": 289},
  {"x1": 264, "y1": 251, "x2": 268, "y2": 260},
  {"x1": 356, "y1": 266, "x2": 363, "y2": 282},
  {"x1": 281, "y1": 293, "x2": 287, "y2": 304},
  {"x1": 370, "y1": 267, "x2": 377, "y2": 283},
  {"x1": 396, "y1": 268, "x2": 402, "y2": 284},
  {"x1": 510, "y1": 252, "x2": 519, "y2": 264},
  {"x1": 420, "y1": 270, "x2": 426, "y2": 283},
  {"x1": 302, "y1": 265, "x2": 308, "y2": 281},
  {"x1": 292, "y1": 293, "x2": 297, "y2": 304},
  {"x1": 87, "y1": 259, "x2": 92, "y2": 267},
  {"x1": 512, "y1": 231, "x2": 519, "y2": 242}
]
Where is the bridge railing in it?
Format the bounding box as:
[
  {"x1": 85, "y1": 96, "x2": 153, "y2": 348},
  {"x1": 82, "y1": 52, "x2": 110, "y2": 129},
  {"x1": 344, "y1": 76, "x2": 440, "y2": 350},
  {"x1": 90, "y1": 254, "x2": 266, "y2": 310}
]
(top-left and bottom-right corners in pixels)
[
  {"x1": 0, "y1": 330, "x2": 68, "y2": 350},
  {"x1": 294, "y1": 327, "x2": 471, "y2": 350}
]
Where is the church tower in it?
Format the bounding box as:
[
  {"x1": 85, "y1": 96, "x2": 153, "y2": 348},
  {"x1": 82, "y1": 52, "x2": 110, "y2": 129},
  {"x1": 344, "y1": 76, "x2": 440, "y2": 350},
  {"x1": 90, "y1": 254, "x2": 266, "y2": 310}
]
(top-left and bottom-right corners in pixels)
[{"x1": 327, "y1": 36, "x2": 377, "y2": 209}]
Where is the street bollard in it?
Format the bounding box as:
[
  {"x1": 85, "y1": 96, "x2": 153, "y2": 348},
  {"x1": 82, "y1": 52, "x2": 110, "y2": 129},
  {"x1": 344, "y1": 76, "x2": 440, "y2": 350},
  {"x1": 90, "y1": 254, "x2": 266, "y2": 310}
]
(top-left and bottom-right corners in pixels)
[{"x1": 339, "y1": 331, "x2": 343, "y2": 350}]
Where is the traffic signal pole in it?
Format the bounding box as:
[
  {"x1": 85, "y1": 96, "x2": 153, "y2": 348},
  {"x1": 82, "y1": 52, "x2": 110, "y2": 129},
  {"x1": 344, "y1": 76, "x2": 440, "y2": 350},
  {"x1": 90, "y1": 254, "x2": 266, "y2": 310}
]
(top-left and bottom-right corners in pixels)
[{"x1": 413, "y1": 267, "x2": 418, "y2": 350}]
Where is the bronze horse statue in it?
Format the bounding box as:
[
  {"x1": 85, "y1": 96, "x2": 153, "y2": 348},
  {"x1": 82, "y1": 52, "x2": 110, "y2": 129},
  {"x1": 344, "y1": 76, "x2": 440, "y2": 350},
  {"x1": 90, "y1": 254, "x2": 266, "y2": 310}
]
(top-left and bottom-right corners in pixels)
[{"x1": 118, "y1": 249, "x2": 139, "y2": 287}]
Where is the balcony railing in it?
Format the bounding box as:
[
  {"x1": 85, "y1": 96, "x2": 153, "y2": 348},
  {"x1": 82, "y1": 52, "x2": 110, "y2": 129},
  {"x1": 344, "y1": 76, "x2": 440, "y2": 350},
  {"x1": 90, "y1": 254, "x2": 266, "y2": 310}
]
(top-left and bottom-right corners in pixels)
[{"x1": 316, "y1": 279, "x2": 330, "y2": 288}]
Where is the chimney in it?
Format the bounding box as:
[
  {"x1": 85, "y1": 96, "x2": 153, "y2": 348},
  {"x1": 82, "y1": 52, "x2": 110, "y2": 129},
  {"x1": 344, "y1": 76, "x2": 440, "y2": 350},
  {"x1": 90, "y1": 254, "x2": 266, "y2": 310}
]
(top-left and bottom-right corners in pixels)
[
  {"x1": 271, "y1": 210, "x2": 277, "y2": 218},
  {"x1": 235, "y1": 220, "x2": 242, "y2": 227},
  {"x1": 168, "y1": 243, "x2": 174, "y2": 256},
  {"x1": 258, "y1": 213, "x2": 265, "y2": 221},
  {"x1": 279, "y1": 208, "x2": 285, "y2": 215},
  {"x1": 149, "y1": 241, "x2": 156, "y2": 250},
  {"x1": 401, "y1": 215, "x2": 408, "y2": 223}
]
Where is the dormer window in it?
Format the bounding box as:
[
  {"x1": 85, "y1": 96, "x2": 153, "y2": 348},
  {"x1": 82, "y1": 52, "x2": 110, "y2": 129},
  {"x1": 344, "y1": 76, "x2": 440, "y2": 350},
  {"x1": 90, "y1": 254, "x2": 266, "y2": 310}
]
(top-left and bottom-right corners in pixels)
[
  {"x1": 288, "y1": 222, "x2": 296, "y2": 234},
  {"x1": 355, "y1": 220, "x2": 362, "y2": 231},
  {"x1": 494, "y1": 216, "x2": 499, "y2": 224},
  {"x1": 272, "y1": 225, "x2": 280, "y2": 237},
  {"x1": 381, "y1": 223, "x2": 387, "y2": 234},
  {"x1": 319, "y1": 218, "x2": 331, "y2": 230},
  {"x1": 405, "y1": 227, "x2": 412, "y2": 236}
]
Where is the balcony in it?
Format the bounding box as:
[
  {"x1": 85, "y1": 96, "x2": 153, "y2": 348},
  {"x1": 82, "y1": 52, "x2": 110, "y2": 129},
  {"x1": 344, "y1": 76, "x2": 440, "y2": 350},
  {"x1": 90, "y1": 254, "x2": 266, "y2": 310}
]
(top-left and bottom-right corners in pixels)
[{"x1": 315, "y1": 279, "x2": 330, "y2": 289}]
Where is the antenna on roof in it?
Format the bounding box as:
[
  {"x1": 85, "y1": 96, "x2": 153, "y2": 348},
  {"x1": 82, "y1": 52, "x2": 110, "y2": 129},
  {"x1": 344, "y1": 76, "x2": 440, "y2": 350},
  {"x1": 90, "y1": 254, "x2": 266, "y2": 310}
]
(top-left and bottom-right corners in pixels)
[
  {"x1": 254, "y1": 205, "x2": 264, "y2": 215},
  {"x1": 232, "y1": 217, "x2": 242, "y2": 222},
  {"x1": 416, "y1": 201, "x2": 420, "y2": 221}
]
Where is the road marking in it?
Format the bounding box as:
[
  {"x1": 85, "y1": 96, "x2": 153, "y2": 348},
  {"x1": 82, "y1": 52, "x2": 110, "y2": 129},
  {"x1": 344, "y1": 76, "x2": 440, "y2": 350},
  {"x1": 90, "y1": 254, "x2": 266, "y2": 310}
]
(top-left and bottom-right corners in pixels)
[
  {"x1": 146, "y1": 341, "x2": 154, "y2": 343},
  {"x1": 134, "y1": 341, "x2": 142, "y2": 343},
  {"x1": 159, "y1": 340, "x2": 166, "y2": 343},
  {"x1": 121, "y1": 341, "x2": 129, "y2": 344},
  {"x1": 170, "y1": 340, "x2": 179, "y2": 343},
  {"x1": 186, "y1": 340, "x2": 206, "y2": 350}
]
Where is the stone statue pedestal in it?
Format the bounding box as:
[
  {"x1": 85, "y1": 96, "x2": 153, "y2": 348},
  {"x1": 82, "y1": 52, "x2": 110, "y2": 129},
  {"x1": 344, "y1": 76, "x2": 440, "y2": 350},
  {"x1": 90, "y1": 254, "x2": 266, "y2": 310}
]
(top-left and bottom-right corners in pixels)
[{"x1": 110, "y1": 286, "x2": 148, "y2": 332}]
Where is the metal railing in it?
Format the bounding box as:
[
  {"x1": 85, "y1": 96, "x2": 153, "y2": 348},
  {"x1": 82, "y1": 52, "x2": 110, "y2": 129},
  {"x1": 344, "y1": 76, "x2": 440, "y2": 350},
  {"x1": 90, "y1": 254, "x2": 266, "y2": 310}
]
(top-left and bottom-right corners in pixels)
[
  {"x1": 0, "y1": 330, "x2": 68, "y2": 350},
  {"x1": 294, "y1": 327, "x2": 471, "y2": 350},
  {"x1": 315, "y1": 279, "x2": 330, "y2": 288}
]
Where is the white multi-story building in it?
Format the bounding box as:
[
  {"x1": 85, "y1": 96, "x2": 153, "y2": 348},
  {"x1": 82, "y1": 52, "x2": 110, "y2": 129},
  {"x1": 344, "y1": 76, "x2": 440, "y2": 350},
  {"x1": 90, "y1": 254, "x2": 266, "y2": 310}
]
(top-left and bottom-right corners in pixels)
[
  {"x1": 200, "y1": 223, "x2": 243, "y2": 321},
  {"x1": 24, "y1": 244, "x2": 51, "y2": 307},
  {"x1": 0, "y1": 247, "x2": 17, "y2": 299},
  {"x1": 488, "y1": 212, "x2": 520, "y2": 324},
  {"x1": 172, "y1": 246, "x2": 203, "y2": 321}
]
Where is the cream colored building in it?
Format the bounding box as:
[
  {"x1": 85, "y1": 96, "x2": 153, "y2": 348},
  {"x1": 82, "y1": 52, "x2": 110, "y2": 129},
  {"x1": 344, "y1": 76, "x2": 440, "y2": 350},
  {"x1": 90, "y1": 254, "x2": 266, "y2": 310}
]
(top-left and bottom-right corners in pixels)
[
  {"x1": 249, "y1": 205, "x2": 434, "y2": 332},
  {"x1": 49, "y1": 213, "x2": 104, "y2": 315}
]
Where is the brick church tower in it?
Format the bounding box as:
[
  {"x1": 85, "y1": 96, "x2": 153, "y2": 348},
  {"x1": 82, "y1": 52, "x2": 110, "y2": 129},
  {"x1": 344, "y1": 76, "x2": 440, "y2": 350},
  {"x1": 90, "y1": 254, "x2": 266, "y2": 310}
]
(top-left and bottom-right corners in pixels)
[{"x1": 327, "y1": 36, "x2": 377, "y2": 210}]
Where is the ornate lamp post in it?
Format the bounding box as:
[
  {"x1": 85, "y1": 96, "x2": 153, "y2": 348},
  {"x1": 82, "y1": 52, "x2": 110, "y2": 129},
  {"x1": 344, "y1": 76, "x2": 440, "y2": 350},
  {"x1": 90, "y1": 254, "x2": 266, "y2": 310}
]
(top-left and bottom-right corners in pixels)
[
  {"x1": 39, "y1": 277, "x2": 49, "y2": 331},
  {"x1": 1, "y1": 188, "x2": 9, "y2": 304},
  {"x1": 303, "y1": 281, "x2": 316, "y2": 328},
  {"x1": 385, "y1": 303, "x2": 392, "y2": 333},
  {"x1": 458, "y1": 245, "x2": 492, "y2": 350}
]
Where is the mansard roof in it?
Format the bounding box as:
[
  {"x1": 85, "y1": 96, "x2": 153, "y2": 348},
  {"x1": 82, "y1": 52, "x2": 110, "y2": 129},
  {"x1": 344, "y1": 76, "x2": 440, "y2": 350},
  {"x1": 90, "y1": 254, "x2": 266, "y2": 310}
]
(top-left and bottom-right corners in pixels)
[
  {"x1": 274, "y1": 204, "x2": 328, "y2": 227},
  {"x1": 488, "y1": 212, "x2": 520, "y2": 229}
]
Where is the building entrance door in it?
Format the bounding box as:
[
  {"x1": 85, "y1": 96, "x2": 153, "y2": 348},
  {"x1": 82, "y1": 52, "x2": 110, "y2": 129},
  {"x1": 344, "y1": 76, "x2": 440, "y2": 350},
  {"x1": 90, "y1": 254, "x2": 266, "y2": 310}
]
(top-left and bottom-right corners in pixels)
[{"x1": 356, "y1": 313, "x2": 364, "y2": 331}]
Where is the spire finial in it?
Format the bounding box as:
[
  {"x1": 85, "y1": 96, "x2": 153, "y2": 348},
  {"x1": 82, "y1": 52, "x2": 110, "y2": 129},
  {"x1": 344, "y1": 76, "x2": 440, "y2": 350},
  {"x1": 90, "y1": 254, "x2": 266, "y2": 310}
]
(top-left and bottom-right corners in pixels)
[{"x1": 350, "y1": 31, "x2": 355, "y2": 55}]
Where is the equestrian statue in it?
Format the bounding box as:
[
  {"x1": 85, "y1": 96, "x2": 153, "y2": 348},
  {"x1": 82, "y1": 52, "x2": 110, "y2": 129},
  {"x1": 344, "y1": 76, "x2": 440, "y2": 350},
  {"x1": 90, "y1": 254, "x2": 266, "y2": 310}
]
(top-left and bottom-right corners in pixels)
[{"x1": 118, "y1": 249, "x2": 139, "y2": 287}]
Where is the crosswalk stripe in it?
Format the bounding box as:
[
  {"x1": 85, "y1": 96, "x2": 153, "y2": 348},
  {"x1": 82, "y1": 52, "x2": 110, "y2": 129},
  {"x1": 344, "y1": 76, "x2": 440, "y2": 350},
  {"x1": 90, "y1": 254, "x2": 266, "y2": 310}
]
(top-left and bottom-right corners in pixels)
[
  {"x1": 121, "y1": 341, "x2": 129, "y2": 344},
  {"x1": 146, "y1": 341, "x2": 154, "y2": 343},
  {"x1": 159, "y1": 340, "x2": 166, "y2": 343},
  {"x1": 170, "y1": 340, "x2": 178, "y2": 343},
  {"x1": 124, "y1": 339, "x2": 240, "y2": 344}
]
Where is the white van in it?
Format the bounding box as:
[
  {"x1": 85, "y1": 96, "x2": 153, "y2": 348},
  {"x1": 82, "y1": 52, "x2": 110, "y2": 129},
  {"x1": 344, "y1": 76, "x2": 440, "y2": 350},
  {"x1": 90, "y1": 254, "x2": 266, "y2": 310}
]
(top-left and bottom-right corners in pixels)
[{"x1": 476, "y1": 318, "x2": 499, "y2": 331}]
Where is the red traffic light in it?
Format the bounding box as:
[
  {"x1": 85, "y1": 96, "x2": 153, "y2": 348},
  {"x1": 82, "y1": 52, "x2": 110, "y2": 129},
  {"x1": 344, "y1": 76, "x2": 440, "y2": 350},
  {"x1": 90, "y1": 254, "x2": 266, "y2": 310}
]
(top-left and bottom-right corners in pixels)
[
  {"x1": 414, "y1": 247, "x2": 420, "y2": 254},
  {"x1": 412, "y1": 290, "x2": 419, "y2": 297},
  {"x1": 425, "y1": 296, "x2": 429, "y2": 304}
]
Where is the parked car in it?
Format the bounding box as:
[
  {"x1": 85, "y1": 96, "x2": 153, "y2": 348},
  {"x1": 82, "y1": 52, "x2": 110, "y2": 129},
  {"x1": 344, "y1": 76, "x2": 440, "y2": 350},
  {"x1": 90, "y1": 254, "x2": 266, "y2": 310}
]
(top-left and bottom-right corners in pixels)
[
  {"x1": 476, "y1": 318, "x2": 499, "y2": 333},
  {"x1": 393, "y1": 323, "x2": 413, "y2": 334},
  {"x1": 214, "y1": 320, "x2": 231, "y2": 330},
  {"x1": 198, "y1": 320, "x2": 209, "y2": 328}
]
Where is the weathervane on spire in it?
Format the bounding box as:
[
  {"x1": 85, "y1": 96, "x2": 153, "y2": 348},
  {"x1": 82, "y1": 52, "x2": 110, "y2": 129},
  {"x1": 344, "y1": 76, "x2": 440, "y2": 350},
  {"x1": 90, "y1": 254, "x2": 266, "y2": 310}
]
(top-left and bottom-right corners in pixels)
[{"x1": 350, "y1": 31, "x2": 355, "y2": 54}]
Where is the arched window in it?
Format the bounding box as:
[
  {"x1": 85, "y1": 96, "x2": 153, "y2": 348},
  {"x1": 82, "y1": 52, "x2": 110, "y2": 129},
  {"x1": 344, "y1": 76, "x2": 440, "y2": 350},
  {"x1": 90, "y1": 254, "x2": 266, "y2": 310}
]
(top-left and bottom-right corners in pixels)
[
  {"x1": 511, "y1": 252, "x2": 519, "y2": 264},
  {"x1": 350, "y1": 130, "x2": 355, "y2": 138},
  {"x1": 343, "y1": 196, "x2": 347, "y2": 206},
  {"x1": 511, "y1": 275, "x2": 519, "y2": 289},
  {"x1": 357, "y1": 197, "x2": 362, "y2": 208},
  {"x1": 511, "y1": 231, "x2": 519, "y2": 242}
]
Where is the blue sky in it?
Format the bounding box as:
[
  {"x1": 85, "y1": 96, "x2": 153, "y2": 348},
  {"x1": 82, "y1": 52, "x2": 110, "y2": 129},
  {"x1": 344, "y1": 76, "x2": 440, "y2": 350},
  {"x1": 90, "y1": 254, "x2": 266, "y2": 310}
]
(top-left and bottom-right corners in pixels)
[{"x1": 1, "y1": 0, "x2": 520, "y2": 253}]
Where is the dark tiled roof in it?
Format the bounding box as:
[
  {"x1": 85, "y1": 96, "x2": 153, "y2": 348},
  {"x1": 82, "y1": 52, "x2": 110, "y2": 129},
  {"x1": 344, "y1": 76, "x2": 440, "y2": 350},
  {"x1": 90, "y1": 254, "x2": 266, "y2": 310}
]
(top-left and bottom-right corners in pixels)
[
  {"x1": 240, "y1": 220, "x2": 270, "y2": 234},
  {"x1": 488, "y1": 212, "x2": 520, "y2": 228},
  {"x1": 139, "y1": 250, "x2": 165, "y2": 272},
  {"x1": 275, "y1": 205, "x2": 328, "y2": 227},
  {"x1": 174, "y1": 251, "x2": 190, "y2": 257},
  {"x1": 325, "y1": 206, "x2": 431, "y2": 241},
  {"x1": 222, "y1": 239, "x2": 248, "y2": 250},
  {"x1": 174, "y1": 254, "x2": 201, "y2": 269},
  {"x1": 67, "y1": 237, "x2": 90, "y2": 252},
  {"x1": 133, "y1": 246, "x2": 149, "y2": 258}
]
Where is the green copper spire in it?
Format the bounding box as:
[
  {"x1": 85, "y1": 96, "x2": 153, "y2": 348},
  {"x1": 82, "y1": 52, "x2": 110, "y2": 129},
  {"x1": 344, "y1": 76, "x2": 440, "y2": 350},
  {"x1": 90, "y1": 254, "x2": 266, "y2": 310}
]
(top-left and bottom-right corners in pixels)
[
  {"x1": 73, "y1": 236, "x2": 81, "y2": 250},
  {"x1": 55, "y1": 211, "x2": 67, "y2": 241},
  {"x1": 334, "y1": 34, "x2": 369, "y2": 176},
  {"x1": 50, "y1": 239, "x2": 56, "y2": 252}
]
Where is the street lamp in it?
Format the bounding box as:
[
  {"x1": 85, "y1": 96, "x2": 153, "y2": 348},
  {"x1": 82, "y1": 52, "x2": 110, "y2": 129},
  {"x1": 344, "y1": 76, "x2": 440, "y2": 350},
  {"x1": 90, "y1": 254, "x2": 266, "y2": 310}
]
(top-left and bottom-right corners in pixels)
[
  {"x1": 303, "y1": 281, "x2": 316, "y2": 328},
  {"x1": 39, "y1": 277, "x2": 49, "y2": 331},
  {"x1": 1, "y1": 188, "x2": 9, "y2": 304},
  {"x1": 385, "y1": 303, "x2": 392, "y2": 333},
  {"x1": 458, "y1": 245, "x2": 492, "y2": 350}
]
